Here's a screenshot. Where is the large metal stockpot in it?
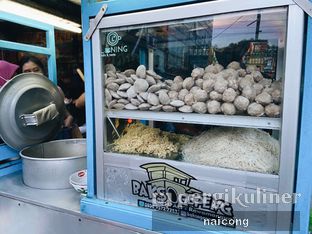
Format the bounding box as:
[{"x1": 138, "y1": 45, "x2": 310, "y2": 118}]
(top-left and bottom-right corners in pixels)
[
  {"x1": 0, "y1": 73, "x2": 86, "y2": 189},
  {"x1": 20, "y1": 139, "x2": 86, "y2": 189}
]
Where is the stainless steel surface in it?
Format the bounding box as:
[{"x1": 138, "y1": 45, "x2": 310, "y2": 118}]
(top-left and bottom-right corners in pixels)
[
  {"x1": 98, "y1": 0, "x2": 293, "y2": 29},
  {"x1": 106, "y1": 110, "x2": 281, "y2": 130},
  {"x1": 0, "y1": 73, "x2": 64, "y2": 150},
  {"x1": 0, "y1": 172, "x2": 81, "y2": 212},
  {"x1": 85, "y1": 4, "x2": 107, "y2": 41},
  {"x1": 277, "y1": 5, "x2": 304, "y2": 230},
  {"x1": 148, "y1": 48, "x2": 154, "y2": 70},
  {"x1": 92, "y1": 29, "x2": 105, "y2": 199},
  {"x1": 20, "y1": 103, "x2": 59, "y2": 126},
  {"x1": 20, "y1": 139, "x2": 87, "y2": 189},
  {"x1": 20, "y1": 114, "x2": 39, "y2": 126},
  {"x1": 293, "y1": 0, "x2": 312, "y2": 17},
  {"x1": 0, "y1": 173, "x2": 156, "y2": 234},
  {"x1": 147, "y1": 49, "x2": 155, "y2": 129}
]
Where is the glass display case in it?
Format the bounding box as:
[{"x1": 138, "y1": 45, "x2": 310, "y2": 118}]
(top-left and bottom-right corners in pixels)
[{"x1": 91, "y1": 1, "x2": 304, "y2": 232}]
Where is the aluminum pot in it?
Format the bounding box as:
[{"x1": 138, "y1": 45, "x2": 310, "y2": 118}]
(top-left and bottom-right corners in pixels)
[{"x1": 20, "y1": 139, "x2": 86, "y2": 189}]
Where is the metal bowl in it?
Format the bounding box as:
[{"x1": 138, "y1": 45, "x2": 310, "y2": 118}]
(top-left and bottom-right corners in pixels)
[{"x1": 20, "y1": 139, "x2": 86, "y2": 189}]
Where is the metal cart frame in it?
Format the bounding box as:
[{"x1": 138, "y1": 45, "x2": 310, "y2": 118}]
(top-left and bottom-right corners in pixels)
[{"x1": 79, "y1": 0, "x2": 311, "y2": 233}]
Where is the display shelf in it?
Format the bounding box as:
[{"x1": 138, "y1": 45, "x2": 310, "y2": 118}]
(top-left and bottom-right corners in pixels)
[
  {"x1": 103, "y1": 152, "x2": 279, "y2": 192},
  {"x1": 106, "y1": 109, "x2": 281, "y2": 130}
]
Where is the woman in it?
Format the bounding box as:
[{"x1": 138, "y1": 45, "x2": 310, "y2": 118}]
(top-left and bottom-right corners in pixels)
[
  {"x1": 19, "y1": 56, "x2": 44, "y2": 74},
  {"x1": 0, "y1": 60, "x2": 19, "y2": 144},
  {"x1": 20, "y1": 56, "x2": 77, "y2": 137},
  {"x1": 0, "y1": 60, "x2": 19, "y2": 87}
]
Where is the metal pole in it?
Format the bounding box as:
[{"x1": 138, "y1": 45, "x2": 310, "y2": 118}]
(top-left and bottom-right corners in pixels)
[{"x1": 255, "y1": 13, "x2": 261, "y2": 40}]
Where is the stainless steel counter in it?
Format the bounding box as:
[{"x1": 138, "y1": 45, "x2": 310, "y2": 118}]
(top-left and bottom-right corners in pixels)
[
  {"x1": 0, "y1": 171, "x2": 81, "y2": 213},
  {"x1": 0, "y1": 172, "x2": 155, "y2": 234}
]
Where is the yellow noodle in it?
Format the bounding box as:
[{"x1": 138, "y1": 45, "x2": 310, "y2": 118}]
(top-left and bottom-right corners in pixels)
[{"x1": 112, "y1": 123, "x2": 190, "y2": 159}]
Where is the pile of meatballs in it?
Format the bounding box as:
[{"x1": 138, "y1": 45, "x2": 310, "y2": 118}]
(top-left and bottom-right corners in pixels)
[{"x1": 104, "y1": 61, "x2": 281, "y2": 117}]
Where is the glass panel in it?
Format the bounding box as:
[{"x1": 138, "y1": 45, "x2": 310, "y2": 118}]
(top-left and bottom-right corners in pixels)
[
  {"x1": 101, "y1": 7, "x2": 286, "y2": 117},
  {"x1": 101, "y1": 7, "x2": 287, "y2": 175},
  {"x1": 0, "y1": 20, "x2": 47, "y2": 47},
  {"x1": 0, "y1": 50, "x2": 48, "y2": 75},
  {"x1": 105, "y1": 118, "x2": 280, "y2": 175}
]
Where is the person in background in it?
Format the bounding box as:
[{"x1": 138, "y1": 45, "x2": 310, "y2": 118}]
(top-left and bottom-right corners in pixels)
[
  {"x1": 57, "y1": 65, "x2": 86, "y2": 135},
  {"x1": 0, "y1": 60, "x2": 19, "y2": 144},
  {"x1": 0, "y1": 60, "x2": 19, "y2": 87},
  {"x1": 19, "y1": 56, "x2": 76, "y2": 136},
  {"x1": 19, "y1": 56, "x2": 44, "y2": 74}
]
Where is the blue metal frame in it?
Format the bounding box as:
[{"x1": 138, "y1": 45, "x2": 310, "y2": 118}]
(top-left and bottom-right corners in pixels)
[
  {"x1": 81, "y1": 0, "x2": 312, "y2": 233},
  {"x1": 0, "y1": 145, "x2": 18, "y2": 161},
  {"x1": 84, "y1": 0, "x2": 201, "y2": 17},
  {"x1": 293, "y1": 14, "x2": 312, "y2": 234},
  {"x1": 81, "y1": 0, "x2": 96, "y2": 197},
  {"x1": 0, "y1": 12, "x2": 57, "y2": 174},
  {"x1": 0, "y1": 159, "x2": 22, "y2": 177},
  {"x1": 0, "y1": 11, "x2": 57, "y2": 83}
]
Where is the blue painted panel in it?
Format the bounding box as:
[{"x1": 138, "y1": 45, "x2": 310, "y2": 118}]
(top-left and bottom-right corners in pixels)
[
  {"x1": 0, "y1": 159, "x2": 21, "y2": 169},
  {"x1": 139, "y1": 48, "x2": 147, "y2": 66},
  {"x1": 0, "y1": 11, "x2": 52, "y2": 31},
  {"x1": 293, "y1": 16, "x2": 312, "y2": 234},
  {"x1": 0, "y1": 160, "x2": 22, "y2": 177},
  {"x1": 84, "y1": 0, "x2": 202, "y2": 17},
  {"x1": 0, "y1": 145, "x2": 18, "y2": 161},
  {"x1": 46, "y1": 29, "x2": 57, "y2": 83},
  {"x1": 0, "y1": 12, "x2": 56, "y2": 83},
  {"x1": 0, "y1": 40, "x2": 50, "y2": 55},
  {"x1": 82, "y1": 0, "x2": 96, "y2": 198}
]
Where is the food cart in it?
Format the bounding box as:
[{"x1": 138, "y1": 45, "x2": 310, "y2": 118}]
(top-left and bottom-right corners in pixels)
[
  {"x1": 0, "y1": 0, "x2": 311, "y2": 233},
  {"x1": 80, "y1": 0, "x2": 312, "y2": 233}
]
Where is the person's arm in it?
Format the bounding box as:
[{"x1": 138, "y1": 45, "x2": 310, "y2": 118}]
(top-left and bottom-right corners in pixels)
[
  {"x1": 63, "y1": 109, "x2": 74, "y2": 128},
  {"x1": 72, "y1": 93, "x2": 85, "y2": 109},
  {"x1": 57, "y1": 85, "x2": 74, "y2": 127}
]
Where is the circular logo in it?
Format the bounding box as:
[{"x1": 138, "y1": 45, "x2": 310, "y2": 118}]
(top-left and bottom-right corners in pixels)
[{"x1": 107, "y1": 32, "x2": 121, "y2": 47}]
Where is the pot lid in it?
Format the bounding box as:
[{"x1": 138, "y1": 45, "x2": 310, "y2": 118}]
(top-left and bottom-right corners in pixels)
[{"x1": 0, "y1": 73, "x2": 65, "y2": 150}]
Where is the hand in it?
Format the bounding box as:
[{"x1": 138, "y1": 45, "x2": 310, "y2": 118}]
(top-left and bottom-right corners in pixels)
[
  {"x1": 72, "y1": 93, "x2": 85, "y2": 109},
  {"x1": 63, "y1": 114, "x2": 74, "y2": 128}
]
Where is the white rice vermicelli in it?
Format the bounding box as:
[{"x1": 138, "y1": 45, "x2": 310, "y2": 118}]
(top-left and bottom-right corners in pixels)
[{"x1": 182, "y1": 127, "x2": 280, "y2": 174}]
